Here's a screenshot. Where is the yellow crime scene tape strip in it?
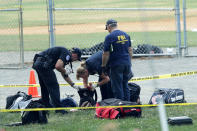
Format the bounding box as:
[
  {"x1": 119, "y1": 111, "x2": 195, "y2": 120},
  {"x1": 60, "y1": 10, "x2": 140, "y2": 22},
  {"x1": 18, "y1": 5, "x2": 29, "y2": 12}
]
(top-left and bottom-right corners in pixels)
[
  {"x1": 0, "y1": 70, "x2": 196, "y2": 88},
  {"x1": 129, "y1": 70, "x2": 197, "y2": 82},
  {"x1": 0, "y1": 70, "x2": 196, "y2": 112},
  {"x1": 0, "y1": 103, "x2": 197, "y2": 112},
  {"x1": 0, "y1": 6, "x2": 21, "y2": 10}
]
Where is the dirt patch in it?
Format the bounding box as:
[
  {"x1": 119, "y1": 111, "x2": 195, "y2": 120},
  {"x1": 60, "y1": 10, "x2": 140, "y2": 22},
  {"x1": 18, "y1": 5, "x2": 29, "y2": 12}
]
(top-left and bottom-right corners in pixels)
[{"x1": 0, "y1": 11, "x2": 197, "y2": 35}]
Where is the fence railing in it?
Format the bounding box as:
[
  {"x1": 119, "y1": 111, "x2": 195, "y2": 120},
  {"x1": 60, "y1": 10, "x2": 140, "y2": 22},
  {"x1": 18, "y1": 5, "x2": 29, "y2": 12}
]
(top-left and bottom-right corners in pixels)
[
  {"x1": 0, "y1": 0, "x2": 24, "y2": 69},
  {"x1": 1, "y1": 0, "x2": 196, "y2": 68},
  {"x1": 47, "y1": 0, "x2": 182, "y2": 57}
]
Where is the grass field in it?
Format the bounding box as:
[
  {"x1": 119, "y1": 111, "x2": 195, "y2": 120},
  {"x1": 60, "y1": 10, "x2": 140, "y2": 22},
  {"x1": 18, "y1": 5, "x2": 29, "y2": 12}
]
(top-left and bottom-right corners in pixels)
[
  {"x1": 1, "y1": 0, "x2": 196, "y2": 28},
  {"x1": 0, "y1": 105, "x2": 197, "y2": 131},
  {"x1": 0, "y1": 31, "x2": 197, "y2": 51}
]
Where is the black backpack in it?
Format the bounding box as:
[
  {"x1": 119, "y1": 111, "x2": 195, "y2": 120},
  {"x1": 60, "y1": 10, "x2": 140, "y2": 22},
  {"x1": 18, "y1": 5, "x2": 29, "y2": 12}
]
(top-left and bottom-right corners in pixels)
[
  {"x1": 6, "y1": 91, "x2": 32, "y2": 109},
  {"x1": 149, "y1": 88, "x2": 186, "y2": 104},
  {"x1": 21, "y1": 100, "x2": 48, "y2": 125},
  {"x1": 128, "y1": 83, "x2": 141, "y2": 103},
  {"x1": 78, "y1": 88, "x2": 97, "y2": 107}
]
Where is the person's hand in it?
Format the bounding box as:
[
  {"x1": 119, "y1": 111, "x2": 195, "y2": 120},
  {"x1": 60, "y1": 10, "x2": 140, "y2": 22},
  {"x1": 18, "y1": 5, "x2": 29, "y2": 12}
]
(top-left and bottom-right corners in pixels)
[
  {"x1": 72, "y1": 85, "x2": 81, "y2": 90},
  {"x1": 65, "y1": 67, "x2": 73, "y2": 75},
  {"x1": 101, "y1": 66, "x2": 108, "y2": 75},
  {"x1": 88, "y1": 83, "x2": 98, "y2": 91},
  {"x1": 91, "y1": 83, "x2": 99, "y2": 89}
]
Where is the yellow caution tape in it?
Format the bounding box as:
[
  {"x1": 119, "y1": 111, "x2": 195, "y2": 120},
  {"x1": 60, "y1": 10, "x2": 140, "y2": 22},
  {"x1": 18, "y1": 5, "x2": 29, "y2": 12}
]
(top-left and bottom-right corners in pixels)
[
  {"x1": 0, "y1": 70, "x2": 196, "y2": 88},
  {"x1": 0, "y1": 103, "x2": 197, "y2": 112},
  {"x1": 0, "y1": 82, "x2": 84, "y2": 88},
  {"x1": 129, "y1": 70, "x2": 197, "y2": 82},
  {"x1": 0, "y1": 7, "x2": 20, "y2": 10}
]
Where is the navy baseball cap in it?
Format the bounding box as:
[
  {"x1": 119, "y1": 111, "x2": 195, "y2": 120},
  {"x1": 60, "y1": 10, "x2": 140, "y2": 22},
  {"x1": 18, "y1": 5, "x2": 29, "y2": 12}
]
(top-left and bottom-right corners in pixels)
[
  {"x1": 71, "y1": 47, "x2": 82, "y2": 61},
  {"x1": 105, "y1": 19, "x2": 117, "y2": 30}
]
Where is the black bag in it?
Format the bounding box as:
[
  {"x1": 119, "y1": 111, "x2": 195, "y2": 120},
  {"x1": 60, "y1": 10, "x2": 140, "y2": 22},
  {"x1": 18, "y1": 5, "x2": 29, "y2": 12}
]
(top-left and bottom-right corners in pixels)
[
  {"x1": 81, "y1": 42, "x2": 104, "y2": 55},
  {"x1": 133, "y1": 44, "x2": 163, "y2": 54},
  {"x1": 168, "y1": 116, "x2": 193, "y2": 125},
  {"x1": 149, "y1": 88, "x2": 186, "y2": 104},
  {"x1": 78, "y1": 88, "x2": 97, "y2": 107},
  {"x1": 6, "y1": 91, "x2": 32, "y2": 109},
  {"x1": 21, "y1": 100, "x2": 48, "y2": 125},
  {"x1": 128, "y1": 83, "x2": 141, "y2": 103},
  {"x1": 96, "y1": 98, "x2": 141, "y2": 119}
]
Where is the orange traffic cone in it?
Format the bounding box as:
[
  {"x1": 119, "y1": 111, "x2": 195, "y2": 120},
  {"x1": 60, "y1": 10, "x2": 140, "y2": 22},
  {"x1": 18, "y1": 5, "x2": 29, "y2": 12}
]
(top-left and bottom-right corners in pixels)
[{"x1": 28, "y1": 70, "x2": 40, "y2": 98}]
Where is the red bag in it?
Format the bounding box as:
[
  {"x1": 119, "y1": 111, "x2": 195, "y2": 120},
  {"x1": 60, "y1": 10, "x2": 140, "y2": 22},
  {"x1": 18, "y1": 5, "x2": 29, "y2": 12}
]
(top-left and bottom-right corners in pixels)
[{"x1": 95, "y1": 98, "x2": 141, "y2": 119}]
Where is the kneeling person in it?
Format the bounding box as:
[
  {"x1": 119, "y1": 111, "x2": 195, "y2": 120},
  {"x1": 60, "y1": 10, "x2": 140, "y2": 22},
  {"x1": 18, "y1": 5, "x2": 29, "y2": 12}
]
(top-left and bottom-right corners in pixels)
[{"x1": 76, "y1": 51, "x2": 113, "y2": 100}]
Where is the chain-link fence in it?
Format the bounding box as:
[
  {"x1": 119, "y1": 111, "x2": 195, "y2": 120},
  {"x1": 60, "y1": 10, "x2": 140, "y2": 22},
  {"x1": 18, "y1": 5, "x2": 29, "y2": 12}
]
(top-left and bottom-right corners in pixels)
[
  {"x1": 53, "y1": 8, "x2": 177, "y2": 56},
  {"x1": 183, "y1": 0, "x2": 197, "y2": 56},
  {"x1": 50, "y1": 0, "x2": 181, "y2": 56},
  {"x1": 1, "y1": 0, "x2": 196, "y2": 68},
  {"x1": 0, "y1": 0, "x2": 23, "y2": 68}
]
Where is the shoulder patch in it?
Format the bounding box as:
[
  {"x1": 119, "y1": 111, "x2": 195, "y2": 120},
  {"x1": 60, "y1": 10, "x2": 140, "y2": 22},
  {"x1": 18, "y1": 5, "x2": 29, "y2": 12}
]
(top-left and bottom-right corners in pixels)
[{"x1": 66, "y1": 55, "x2": 70, "y2": 61}]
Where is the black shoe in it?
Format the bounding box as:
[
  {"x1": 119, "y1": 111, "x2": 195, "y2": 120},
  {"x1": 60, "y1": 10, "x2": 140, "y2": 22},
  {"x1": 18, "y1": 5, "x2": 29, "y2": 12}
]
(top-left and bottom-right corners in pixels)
[
  {"x1": 55, "y1": 110, "x2": 68, "y2": 115},
  {"x1": 37, "y1": 99, "x2": 53, "y2": 108},
  {"x1": 45, "y1": 103, "x2": 53, "y2": 108}
]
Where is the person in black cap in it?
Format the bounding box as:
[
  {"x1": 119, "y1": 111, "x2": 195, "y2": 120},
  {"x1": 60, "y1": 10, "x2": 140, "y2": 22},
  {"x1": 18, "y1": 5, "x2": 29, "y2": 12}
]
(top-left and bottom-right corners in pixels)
[
  {"x1": 102, "y1": 19, "x2": 133, "y2": 101},
  {"x1": 32, "y1": 46, "x2": 81, "y2": 114}
]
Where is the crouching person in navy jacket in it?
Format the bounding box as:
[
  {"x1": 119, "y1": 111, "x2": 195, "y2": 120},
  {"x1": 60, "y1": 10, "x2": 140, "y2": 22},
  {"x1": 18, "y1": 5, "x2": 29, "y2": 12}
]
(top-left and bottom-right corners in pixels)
[{"x1": 76, "y1": 51, "x2": 114, "y2": 100}]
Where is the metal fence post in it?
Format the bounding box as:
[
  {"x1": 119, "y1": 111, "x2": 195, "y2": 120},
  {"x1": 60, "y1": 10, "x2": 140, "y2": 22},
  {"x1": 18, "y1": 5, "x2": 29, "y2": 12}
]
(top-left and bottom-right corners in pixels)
[
  {"x1": 183, "y1": 0, "x2": 188, "y2": 56},
  {"x1": 158, "y1": 99, "x2": 169, "y2": 131},
  {"x1": 175, "y1": 0, "x2": 182, "y2": 57},
  {"x1": 19, "y1": 0, "x2": 24, "y2": 68},
  {"x1": 48, "y1": 0, "x2": 55, "y2": 47}
]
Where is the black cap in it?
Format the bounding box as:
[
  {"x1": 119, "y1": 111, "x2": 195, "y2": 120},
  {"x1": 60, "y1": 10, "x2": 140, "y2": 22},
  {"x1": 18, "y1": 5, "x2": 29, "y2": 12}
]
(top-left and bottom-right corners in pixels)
[
  {"x1": 71, "y1": 47, "x2": 82, "y2": 61},
  {"x1": 105, "y1": 19, "x2": 117, "y2": 30}
]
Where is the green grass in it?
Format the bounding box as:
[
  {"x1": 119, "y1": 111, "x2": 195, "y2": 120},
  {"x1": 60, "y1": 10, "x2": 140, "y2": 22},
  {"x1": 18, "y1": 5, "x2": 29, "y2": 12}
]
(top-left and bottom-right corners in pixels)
[
  {"x1": 4, "y1": 0, "x2": 197, "y2": 9},
  {"x1": 1, "y1": 0, "x2": 196, "y2": 28},
  {"x1": 0, "y1": 31, "x2": 196, "y2": 51},
  {"x1": 0, "y1": 105, "x2": 197, "y2": 131}
]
